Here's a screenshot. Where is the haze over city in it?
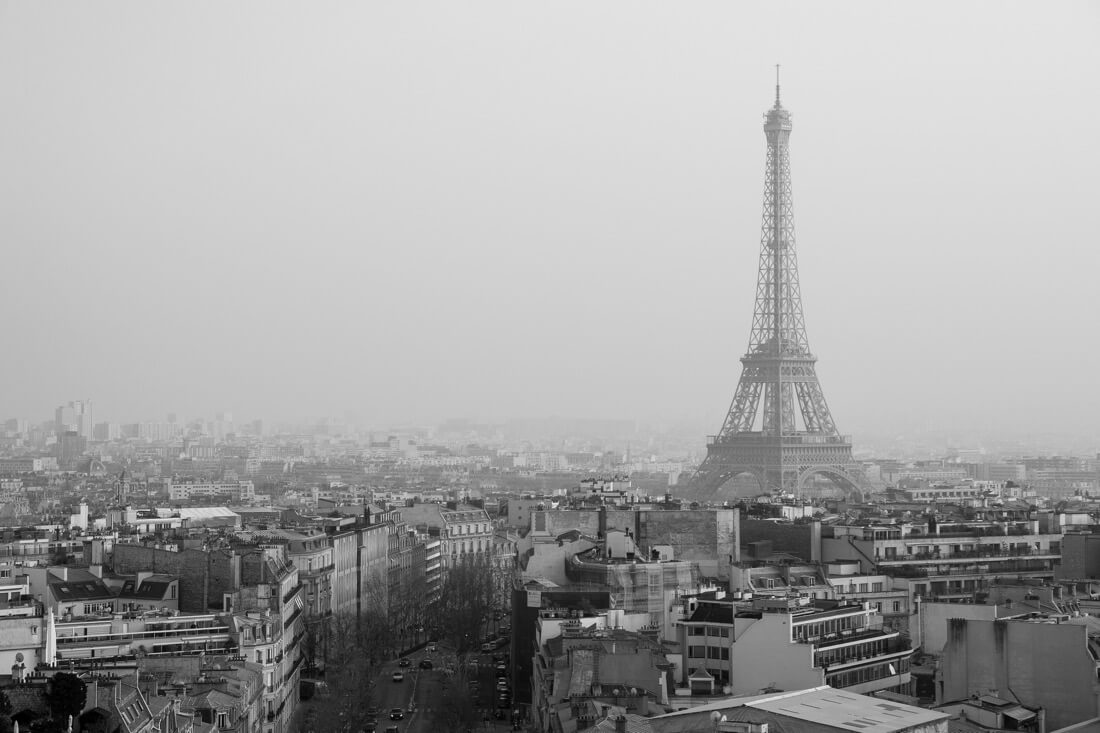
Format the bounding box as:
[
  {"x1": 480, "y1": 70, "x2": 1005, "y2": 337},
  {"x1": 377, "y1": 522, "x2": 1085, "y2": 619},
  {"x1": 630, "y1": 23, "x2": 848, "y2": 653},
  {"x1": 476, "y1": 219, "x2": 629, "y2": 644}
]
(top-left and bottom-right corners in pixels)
[{"x1": 2, "y1": 1, "x2": 1098, "y2": 441}]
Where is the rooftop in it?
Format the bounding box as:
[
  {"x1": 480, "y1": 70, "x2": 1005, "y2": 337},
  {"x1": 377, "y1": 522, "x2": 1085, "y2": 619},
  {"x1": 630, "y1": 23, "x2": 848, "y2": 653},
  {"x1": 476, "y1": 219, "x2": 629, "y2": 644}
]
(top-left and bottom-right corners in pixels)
[{"x1": 657, "y1": 686, "x2": 948, "y2": 733}]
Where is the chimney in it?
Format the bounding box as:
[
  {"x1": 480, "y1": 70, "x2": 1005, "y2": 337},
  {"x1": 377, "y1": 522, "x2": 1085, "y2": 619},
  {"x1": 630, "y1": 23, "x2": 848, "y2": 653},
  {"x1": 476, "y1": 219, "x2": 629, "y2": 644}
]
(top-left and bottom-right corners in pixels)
[{"x1": 615, "y1": 715, "x2": 627, "y2": 733}]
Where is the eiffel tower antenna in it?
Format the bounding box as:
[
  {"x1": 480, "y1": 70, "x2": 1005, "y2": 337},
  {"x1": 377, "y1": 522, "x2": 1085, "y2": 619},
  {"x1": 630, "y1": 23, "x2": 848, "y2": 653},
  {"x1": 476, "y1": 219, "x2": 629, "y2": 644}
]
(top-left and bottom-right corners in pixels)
[{"x1": 682, "y1": 79, "x2": 867, "y2": 503}]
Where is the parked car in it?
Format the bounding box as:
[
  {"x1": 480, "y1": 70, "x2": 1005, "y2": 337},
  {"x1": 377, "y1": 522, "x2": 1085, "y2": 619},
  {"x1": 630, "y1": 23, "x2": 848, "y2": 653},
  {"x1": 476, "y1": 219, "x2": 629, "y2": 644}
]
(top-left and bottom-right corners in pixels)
[
  {"x1": 419, "y1": 659, "x2": 434, "y2": 670},
  {"x1": 392, "y1": 671, "x2": 404, "y2": 683}
]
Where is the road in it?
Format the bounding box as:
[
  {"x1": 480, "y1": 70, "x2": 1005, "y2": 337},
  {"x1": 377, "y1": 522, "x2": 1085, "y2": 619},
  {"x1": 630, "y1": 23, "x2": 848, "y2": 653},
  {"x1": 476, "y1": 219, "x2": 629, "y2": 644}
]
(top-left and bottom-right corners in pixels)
[{"x1": 365, "y1": 645, "x2": 520, "y2": 733}]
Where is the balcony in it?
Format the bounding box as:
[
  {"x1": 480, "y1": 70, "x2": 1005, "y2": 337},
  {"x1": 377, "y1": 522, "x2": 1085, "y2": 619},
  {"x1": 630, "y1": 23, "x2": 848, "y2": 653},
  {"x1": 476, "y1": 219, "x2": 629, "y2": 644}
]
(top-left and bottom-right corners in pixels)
[
  {"x1": 801, "y1": 627, "x2": 896, "y2": 649},
  {"x1": 815, "y1": 636, "x2": 913, "y2": 669},
  {"x1": 886, "y1": 560, "x2": 1055, "y2": 578},
  {"x1": 57, "y1": 625, "x2": 231, "y2": 646},
  {"x1": 299, "y1": 564, "x2": 335, "y2": 579},
  {"x1": 877, "y1": 547, "x2": 1058, "y2": 566},
  {"x1": 283, "y1": 606, "x2": 303, "y2": 630},
  {"x1": 283, "y1": 583, "x2": 304, "y2": 604}
]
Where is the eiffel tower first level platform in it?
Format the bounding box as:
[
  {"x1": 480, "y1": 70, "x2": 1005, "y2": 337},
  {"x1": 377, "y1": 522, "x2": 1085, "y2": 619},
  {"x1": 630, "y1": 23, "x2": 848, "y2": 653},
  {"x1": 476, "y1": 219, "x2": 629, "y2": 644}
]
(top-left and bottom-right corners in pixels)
[
  {"x1": 691, "y1": 432, "x2": 867, "y2": 502},
  {"x1": 681, "y1": 74, "x2": 868, "y2": 504}
]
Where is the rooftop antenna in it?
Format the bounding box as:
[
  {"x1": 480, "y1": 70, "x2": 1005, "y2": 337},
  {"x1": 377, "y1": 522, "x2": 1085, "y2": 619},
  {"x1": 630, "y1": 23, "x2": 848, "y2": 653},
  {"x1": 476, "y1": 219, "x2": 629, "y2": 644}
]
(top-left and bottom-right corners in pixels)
[{"x1": 775, "y1": 63, "x2": 782, "y2": 106}]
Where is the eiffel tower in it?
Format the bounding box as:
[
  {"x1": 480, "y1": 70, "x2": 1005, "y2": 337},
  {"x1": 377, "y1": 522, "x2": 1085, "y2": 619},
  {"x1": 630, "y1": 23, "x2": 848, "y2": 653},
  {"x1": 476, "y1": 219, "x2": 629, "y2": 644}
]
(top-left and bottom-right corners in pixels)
[{"x1": 685, "y1": 76, "x2": 867, "y2": 503}]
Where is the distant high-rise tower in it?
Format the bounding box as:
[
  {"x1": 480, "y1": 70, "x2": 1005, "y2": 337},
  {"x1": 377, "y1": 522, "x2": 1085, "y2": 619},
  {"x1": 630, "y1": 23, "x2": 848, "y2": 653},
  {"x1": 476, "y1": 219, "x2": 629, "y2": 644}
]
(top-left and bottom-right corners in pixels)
[
  {"x1": 56, "y1": 400, "x2": 93, "y2": 441},
  {"x1": 685, "y1": 78, "x2": 867, "y2": 502}
]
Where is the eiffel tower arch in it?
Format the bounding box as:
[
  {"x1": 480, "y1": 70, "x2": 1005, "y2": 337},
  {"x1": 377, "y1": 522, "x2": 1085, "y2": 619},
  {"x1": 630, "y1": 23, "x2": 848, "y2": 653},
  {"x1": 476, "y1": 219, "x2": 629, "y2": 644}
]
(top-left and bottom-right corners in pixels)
[{"x1": 682, "y1": 76, "x2": 868, "y2": 505}]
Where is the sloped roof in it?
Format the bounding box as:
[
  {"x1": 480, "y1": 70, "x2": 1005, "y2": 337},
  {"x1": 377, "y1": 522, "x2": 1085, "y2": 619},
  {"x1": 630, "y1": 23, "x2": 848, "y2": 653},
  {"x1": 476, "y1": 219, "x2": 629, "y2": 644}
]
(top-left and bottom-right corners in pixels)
[
  {"x1": 49, "y1": 571, "x2": 115, "y2": 601},
  {"x1": 189, "y1": 688, "x2": 238, "y2": 711},
  {"x1": 585, "y1": 713, "x2": 655, "y2": 733}
]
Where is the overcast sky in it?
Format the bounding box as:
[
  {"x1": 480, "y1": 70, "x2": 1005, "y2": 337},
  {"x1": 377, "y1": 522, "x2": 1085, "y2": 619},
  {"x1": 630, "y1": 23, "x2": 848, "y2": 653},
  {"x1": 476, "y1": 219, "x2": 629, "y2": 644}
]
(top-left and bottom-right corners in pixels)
[{"x1": 1, "y1": 1, "x2": 1097, "y2": 438}]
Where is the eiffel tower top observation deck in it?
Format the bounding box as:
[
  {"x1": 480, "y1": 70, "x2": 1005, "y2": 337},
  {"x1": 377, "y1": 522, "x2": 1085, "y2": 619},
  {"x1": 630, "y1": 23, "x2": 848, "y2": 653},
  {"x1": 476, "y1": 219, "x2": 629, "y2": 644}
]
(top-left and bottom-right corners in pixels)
[{"x1": 685, "y1": 75, "x2": 866, "y2": 501}]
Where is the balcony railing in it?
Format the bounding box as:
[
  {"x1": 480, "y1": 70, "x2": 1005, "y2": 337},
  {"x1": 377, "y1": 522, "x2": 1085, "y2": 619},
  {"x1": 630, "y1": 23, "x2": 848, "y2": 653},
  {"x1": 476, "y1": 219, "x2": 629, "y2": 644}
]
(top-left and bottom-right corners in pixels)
[
  {"x1": 57, "y1": 626, "x2": 231, "y2": 645},
  {"x1": 815, "y1": 636, "x2": 912, "y2": 668},
  {"x1": 878, "y1": 547, "x2": 1058, "y2": 564},
  {"x1": 800, "y1": 627, "x2": 894, "y2": 649},
  {"x1": 299, "y1": 564, "x2": 335, "y2": 578},
  {"x1": 283, "y1": 583, "x2": 304, "y2": 604},
  {"x1": 887, "y1": 560, "x2": 1055, "y2": 578}
]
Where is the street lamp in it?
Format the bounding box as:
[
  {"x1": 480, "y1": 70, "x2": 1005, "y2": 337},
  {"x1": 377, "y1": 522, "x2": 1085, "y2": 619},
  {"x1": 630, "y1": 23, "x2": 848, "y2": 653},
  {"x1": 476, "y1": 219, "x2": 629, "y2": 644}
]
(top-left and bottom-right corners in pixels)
[{"x1": 711, "y1": 711, "x2": 728, "y2": 732}]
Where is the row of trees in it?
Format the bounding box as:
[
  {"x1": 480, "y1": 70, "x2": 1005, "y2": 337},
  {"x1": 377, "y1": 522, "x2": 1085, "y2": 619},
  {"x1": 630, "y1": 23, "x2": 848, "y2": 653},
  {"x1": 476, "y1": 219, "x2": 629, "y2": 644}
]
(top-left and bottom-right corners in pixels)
[{"x1": 298, "y1": 555, "x2": 511, "y2": 732}]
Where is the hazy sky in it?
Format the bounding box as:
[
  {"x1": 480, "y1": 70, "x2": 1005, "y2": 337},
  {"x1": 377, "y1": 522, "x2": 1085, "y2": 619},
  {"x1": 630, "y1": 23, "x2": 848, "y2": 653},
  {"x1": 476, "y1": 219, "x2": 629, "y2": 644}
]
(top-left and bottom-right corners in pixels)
[{"x1": 1, "y1": 1, "x2": 1098, "y2": 437}]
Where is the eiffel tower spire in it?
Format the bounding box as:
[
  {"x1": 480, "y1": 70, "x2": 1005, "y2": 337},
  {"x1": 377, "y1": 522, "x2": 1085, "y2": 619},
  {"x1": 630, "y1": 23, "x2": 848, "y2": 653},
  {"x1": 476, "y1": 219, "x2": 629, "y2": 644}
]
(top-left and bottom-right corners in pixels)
[{"x1": 683, "y1": 79, "x2": 866, "y2": 502}]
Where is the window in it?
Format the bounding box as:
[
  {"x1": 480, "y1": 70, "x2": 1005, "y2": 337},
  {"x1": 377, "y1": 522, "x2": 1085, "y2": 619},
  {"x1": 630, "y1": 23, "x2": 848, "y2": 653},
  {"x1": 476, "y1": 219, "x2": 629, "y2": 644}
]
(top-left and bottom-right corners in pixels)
[
  {"x1": 688, "y1": 645, "x2": 706, "y2": 658},
  {"x1": 893, "y1": 601, "x2": 901, "y2": 613},
  {"x1": 872, "y1": 582, "x2": 883, "y2": 592}
]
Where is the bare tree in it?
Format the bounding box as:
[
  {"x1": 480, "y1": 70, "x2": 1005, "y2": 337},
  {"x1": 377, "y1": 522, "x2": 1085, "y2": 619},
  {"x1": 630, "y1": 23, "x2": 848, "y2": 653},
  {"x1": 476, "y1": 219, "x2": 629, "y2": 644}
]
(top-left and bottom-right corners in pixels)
[
  {"x1": 298, "y1": 611, "x2": 385, "y2": 733},
  {"x1": 430, "y1": 555, "x2": 497, "y2": 655}
]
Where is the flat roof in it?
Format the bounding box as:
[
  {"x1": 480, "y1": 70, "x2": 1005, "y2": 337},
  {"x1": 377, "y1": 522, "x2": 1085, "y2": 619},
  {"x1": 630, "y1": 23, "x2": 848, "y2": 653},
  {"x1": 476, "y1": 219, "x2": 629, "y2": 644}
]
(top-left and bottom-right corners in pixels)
[
  {"x1": 751, "y1": 688, "x2": 947, "y2": 733},
  {"x1": 657, "y1": 687, "x2": 948, "y2": 733}
]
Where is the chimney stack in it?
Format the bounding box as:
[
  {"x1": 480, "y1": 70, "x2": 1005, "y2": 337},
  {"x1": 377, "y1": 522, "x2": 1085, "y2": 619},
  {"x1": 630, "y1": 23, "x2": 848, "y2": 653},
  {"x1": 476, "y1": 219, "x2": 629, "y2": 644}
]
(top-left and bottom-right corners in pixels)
[{"x1": 615, "y1": 715, "x2": 627, "y2": 733}]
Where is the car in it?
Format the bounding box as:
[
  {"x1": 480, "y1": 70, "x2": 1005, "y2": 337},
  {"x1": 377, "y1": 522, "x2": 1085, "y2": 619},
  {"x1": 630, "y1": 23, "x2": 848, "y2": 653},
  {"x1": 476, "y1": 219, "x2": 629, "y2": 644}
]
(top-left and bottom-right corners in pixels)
[
  {"x1": 497, "y1": 678, "x2": 509, "y2": 688},
  {"x1": 391, "y1": 671, "x2": 404, "y2": 683},
  {"x1": 398, "y1": 658, "x2": 410, "y2": 667},
  {"x1": 481, "y1": 643, "x2": 493, "y2": 653},
  {"x1": 385, "y1": 727, "x2": 399, "y2": 733},
  {"x1": 365, "y1": 723, "x2": 377, "y2": 733},
  {"x1": 390, "y1": 708, "x2": 404, "y2": 721},
  {"x1": 419, "y1": 659, "x2": 433, "y2": 670}
]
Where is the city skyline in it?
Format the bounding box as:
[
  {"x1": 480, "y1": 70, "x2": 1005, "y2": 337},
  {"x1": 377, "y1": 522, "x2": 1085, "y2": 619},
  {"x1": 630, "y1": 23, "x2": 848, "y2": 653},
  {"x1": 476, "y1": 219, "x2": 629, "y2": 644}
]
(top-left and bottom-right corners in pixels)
[{"x1": 2, "y1": 2, "x2": 1098, "y2": 438}]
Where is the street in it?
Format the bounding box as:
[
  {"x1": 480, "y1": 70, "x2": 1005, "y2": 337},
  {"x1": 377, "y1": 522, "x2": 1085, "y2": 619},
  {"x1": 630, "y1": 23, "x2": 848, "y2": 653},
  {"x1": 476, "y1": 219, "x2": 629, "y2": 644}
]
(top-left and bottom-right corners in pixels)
[{"x1": 366, "y1": 645, "x2": 520, "y2": 733}]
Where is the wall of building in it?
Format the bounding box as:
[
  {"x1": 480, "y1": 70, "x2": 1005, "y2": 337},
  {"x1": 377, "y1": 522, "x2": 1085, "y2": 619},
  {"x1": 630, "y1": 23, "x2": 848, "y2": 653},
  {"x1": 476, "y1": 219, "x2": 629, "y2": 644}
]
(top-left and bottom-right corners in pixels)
[
  {"x1": 0, "y1": 615, "x2": 44, "y2": 673},
  {"x1": 941, "y1": 618, "x2": 1099, "y2": 730},
  {"x1": 917, "y1": 602, "x2": 1001, "y2": 654},
  {"x1": 1058, "y1": 532, "x2": 1100, "y2": 580},
  {"x1": 741, "y1": 519, "x2": 813, "y2": 561},
  {"x1": 113, "y1": 545, "x2": 240, "y2": 614},
  {"x1": 727, "y1": 614, "x2": 821, "y2": 696},
  {"x1": 634, "y1": 510, "x2": 737, "y2": 580}
]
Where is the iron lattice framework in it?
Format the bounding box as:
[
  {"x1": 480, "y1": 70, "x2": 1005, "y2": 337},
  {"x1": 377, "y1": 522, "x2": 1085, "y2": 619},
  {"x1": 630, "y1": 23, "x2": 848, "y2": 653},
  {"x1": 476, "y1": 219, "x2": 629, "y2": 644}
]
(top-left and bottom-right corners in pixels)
[{"x1": 686, "y1": 81, "x2": 867, "y2": 502}]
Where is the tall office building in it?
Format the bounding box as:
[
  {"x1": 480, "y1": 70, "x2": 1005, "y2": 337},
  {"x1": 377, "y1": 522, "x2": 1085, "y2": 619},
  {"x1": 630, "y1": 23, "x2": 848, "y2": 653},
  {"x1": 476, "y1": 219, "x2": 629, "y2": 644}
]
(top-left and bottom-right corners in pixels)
[{"x1": 55, "y1": 400, "x2": 93, "y2": 441}]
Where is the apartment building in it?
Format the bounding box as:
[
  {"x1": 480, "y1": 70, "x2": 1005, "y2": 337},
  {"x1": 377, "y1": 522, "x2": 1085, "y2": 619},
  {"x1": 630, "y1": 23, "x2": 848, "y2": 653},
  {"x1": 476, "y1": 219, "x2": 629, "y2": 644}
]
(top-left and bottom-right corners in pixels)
[
  {"x1": 167, "y1": 480, "x2": 256, "y2": 503},
  {"x1": 531, "y1": 620, "x2": 670, "y2": 733},
  {"x1": 676, "y1": 594, "x2": 914, "y2": 697},
  {"x1": 820, "y1": 520, "x2": 1061, "y2": 603},
  {"x1": 941, "y1": 613, "x2": 1100, "y2": 730}
]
